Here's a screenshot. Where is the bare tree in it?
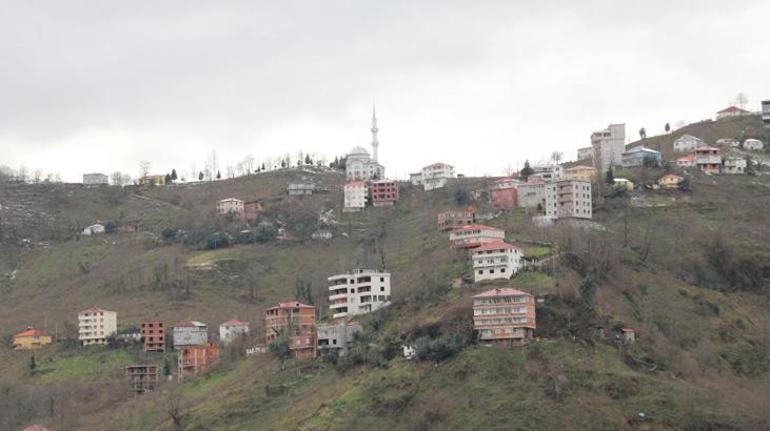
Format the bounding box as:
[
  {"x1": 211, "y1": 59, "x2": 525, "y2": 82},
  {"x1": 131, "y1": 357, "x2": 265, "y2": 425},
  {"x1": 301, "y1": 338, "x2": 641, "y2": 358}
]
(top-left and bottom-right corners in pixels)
[
  {"x1": 139, "y1": 160, "x2": 151, "y2": 179},
  {"x1": 550, "y1": 151, "x2": 563, "y2": 165},
  {"x1": 734, "y1": 92, "x2": 748, "y2": 109},
  {"x1": 166, "y1": 389, "x2": 186, "y2": 431}
]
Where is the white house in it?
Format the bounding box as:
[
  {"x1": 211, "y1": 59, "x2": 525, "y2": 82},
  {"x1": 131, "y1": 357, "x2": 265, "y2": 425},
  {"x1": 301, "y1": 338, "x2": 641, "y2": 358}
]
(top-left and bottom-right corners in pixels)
[
  {"x1": 544, "y1": 180, "x2": 592, "y2": 220},
  {"x1": 328, "y1": 269, "x2": 391, "y2": 320},
  {"x1": 82, "y1": 224, "x2": 106, "y2": 236},
  {"x1": 743, "y1": 139, "x2": 764, "y2": 151},
  {"x1": 219, "y1": 320, "x2": 249, "y2": 345},
  {"x1": 173, "y1": 321, "x2": 208, "y2": 349},
  {"x1": 716, "y1": 138, "x2": 740, "y2": 148},
  {"x1": 83, "y1": 173, "x2": 109, "y2": 186},
  {"x1": 722, "y1": 157, "x2": 747, "y2": 174},
  {"x1": 413, "y1": 163, "x2": 456, "y2": 191},
  {"x1": 472, "y1": 241, "x2": 523, "y2": 282},
  {"x1": 343, "y1": 181, "x2": 368, "y2": 212},
  {"x1": 287, "y1": 183, "x2": 316, "y2": 196},
  {"x1": 216, "y1": 198, "x2": 244, "y2": 216},
  {"x1": 673, "y1": 135, "x2": 707, "y2": 153},
  {"x1": 716, "y1": 106, "x2": 750, "y2": 120},
  {"x1": 529, "y1": 164, "x2": 563, "y2": 182},
  {"x1": 78, "y1": 308, "x2": 117, "y2": 346}
]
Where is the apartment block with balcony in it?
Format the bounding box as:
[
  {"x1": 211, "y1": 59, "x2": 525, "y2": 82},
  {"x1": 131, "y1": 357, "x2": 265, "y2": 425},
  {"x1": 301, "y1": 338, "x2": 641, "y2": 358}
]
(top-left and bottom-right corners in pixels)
[
  {"x1": 344, "y1": 181, "x2": 368, "y2": 212},
  {"x1": 417, "y1": 163, "x2": 456, "y2": 191},
  {"x1": 141, "y1": 321, "x2": 165, "y2": 352},
  {"x1": 265, "y1": 301, "x2": 317, "y2": 359},
  {"x1": 78, "y1": 308, "x2": 117, "y2": 346},
  {"x1": 437, "y1": 206, "x2": 476, "y2": 231},
  {"x1": 545, "y1": 180, "x2": 592, "y2": 220},
  {"x1": 471, "y1": 242, "x2": 523, "y2": 282},
  {"x1": 695, "y1": 146, "x2": 721, "y2": 174},
  {"x1": 369, "y1": 180, "x2": 399, "y2": 206},
  {"x1": 529, "y1": 164, "x2": 563, "y2": 182},
  {"x1": 328, "y1": 269, "x2": 391, "y2": 320},
  {"x1": 591, "y1": 123, "x2": 625, "y2": 172},
  {"x1": 621, "y1": 146, "x2": 662, "y2": 168},
  {"x1": 563, "y1": 165, "x2": 597, "y2": 182},
  {"x1": 473, "y1": 288, "x2": 536, "y2": 346},
  {"x1": 449, "y1": 225, "x2": 505, "y2": 248}
]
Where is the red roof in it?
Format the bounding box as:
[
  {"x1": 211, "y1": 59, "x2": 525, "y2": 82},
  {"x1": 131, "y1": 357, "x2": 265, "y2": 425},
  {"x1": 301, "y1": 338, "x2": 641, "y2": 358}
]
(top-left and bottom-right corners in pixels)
[
  {"x1": 221, "y1": 319, "x2": 249, "y2": 327},
  {"x1": 15, "y1": 328, "x2": 49, "y2": 338},
  {"x1": 473, "y1": 288, "x2": 531, "y2": 298},
  {"x1": 79, "y1": 307, "x2": 106, "y2": 314},
  {"x1": 23, "y1": 426, "x2": 52, "y2": 431},
  {"x1": 472, "y1": 241, "x2": 518, "y2": 252},
  {"x1": 717, "y1": 106, "x2": 749, "y2": 114},
  {"x1": 452, "y1": 224, "x2": 501, "y2": 232},
  {"x1": 676, "y1": 154, "x2": 695, "y2": 162}
]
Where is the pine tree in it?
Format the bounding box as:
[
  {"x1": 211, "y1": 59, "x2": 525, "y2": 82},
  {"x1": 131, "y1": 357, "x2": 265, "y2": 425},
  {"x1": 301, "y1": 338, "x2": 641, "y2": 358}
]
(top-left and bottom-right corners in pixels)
[
  {"x1": 164, "y1": 173, "x2": 172, "y2": 184},
  {"x1": 216, "y1": 170, "x2": 221, "y2": 180},
  {"x1": 665, "y1": 123, "x2": 671, "y2": 133},
  {"x1": 198, "y1": 171, "x2": 204, "y2": 181},
  {"x1": 171, "y1": 169, "x2": 178, "y2": 181}
]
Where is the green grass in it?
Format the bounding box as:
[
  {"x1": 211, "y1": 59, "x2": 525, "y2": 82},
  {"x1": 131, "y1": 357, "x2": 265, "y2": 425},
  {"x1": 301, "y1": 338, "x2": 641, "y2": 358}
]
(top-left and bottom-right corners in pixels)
[{"x1": 36, "y1": 348, "x2": 134, "y2": 384}]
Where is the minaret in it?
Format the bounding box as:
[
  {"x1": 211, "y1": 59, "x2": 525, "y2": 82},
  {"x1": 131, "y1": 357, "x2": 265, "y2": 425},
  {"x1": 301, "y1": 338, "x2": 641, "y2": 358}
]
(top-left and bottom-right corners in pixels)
[{"x1": 371, "y1": 104, "x2": 379, "y2": 162}]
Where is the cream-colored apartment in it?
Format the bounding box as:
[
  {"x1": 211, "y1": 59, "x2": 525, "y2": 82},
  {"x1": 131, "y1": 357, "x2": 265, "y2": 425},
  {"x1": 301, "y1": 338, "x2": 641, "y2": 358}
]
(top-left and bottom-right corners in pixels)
[{"x1": 78, "y1": 308, "x2": 117, "y2": 346}]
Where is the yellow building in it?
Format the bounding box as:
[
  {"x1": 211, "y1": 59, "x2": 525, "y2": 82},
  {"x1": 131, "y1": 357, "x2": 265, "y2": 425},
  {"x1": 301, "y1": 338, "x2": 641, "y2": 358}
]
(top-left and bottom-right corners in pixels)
[
  {"x1": 658, "y1": 174, "x2": 683, "y2": 189},
  {"x1": 564, "y1": 165, "x2": 597, "y2": 182},
  {"x1": 139, "y1": 174, "x2": 166, "y2": 186},
  {"x1": 13, "y1": 327, "x2": 53, "y2": 350}
]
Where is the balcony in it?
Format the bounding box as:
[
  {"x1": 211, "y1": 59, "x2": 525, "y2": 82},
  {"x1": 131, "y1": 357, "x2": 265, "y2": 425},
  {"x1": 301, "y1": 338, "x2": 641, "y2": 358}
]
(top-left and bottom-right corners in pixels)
[{"x1": 329, "y1": 291, "x2": 349, "y2": 301}]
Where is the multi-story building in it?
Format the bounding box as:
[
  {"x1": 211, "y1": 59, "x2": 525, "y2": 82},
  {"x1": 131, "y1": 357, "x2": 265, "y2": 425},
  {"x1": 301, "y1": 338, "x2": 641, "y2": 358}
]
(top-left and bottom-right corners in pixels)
[
  {"x1": 449, "y1": 224, "x2": 505, "y2": 249},
  {"x1": 471, "y1": 241, "x2": 523, "y2": 282},
  {"x1": 78, "y1": 308, "x2": 117, "y2": 346},
  {"x1": 413, "y1": 163, "x2": 456, "y2": 191},
  {"x1": 694, "y1": 146, "x2": 721, "y2": 174},
  {"x1": 328, "y1": 269, "x2": 391, "y2": 320},
  {"x1": 473, "y1": 288, "x2": 536, "y2": 346},
  {"x1": 369, "y1": 180, "x2": 399, "y2": 206},
  {"x1": 139, "y1": 174, "x2": 166, "y2": 186},
  {"x1": 12, "y1": 327, "x2": 53, "y2": 350},
  {"x1": 577, "y1": 146, "x2": 594, "y2": 161},
  {"x1": 265, "y1": 301, "x2": 317, "y2": 359},
  {"x1": 762, "y1": 100, "x2": 770, "y2": 126},
  {"x1": 83, "y1": 173, "x2": 108, "y2": 186},
  {"x1": 673, "y1": 134, "x2": 706, "y2": 153},
  {"x1": 125, "y1": 365, "x2": 160, "y2": 393},
  {"x1": 743, "y1": 139, "x2": 764, "y2": 151},
  {"x1": 544, "y1": 180, "x2": 592, "y2": 220},
  {"x1": 287, "y1": 183, "x2": 316, "y2": 196},
  {"x1": 675, "y1": 154, "x2": 696, "y2": 168},
  {"x1": 723, "y1": 157, "x2": 747, "y2": 174},
  {"x1": 529, "y1": 164, "x2": 563, "y2": 182},
  {"x1": 343, "y1": 181, "x2": 368, "y2": 212},
  {"x1": 141, "y1": 321, "x2": 165, "y2": 352},
  {"x1": 621, "y1": 146, "x2": 662, "y2": 168},
  {"x1": 216, "y1": 198, "x2": 244, "y2": 217},
  {"x1": 172, "y1": 321, "x2": 208, "y2": 349},
  {"x1": 491, "y1": 185, "x2": 517, "y2": 209},
  {"x1": 563, "y1": 165, "x2": 597, "y2": 182},
  {"x1": 437, "y1": 206, "x2": 476, "y2": 231},
  {"x1": 178, "y1": 344, "x2": 220, "y2": 381},
  {"x1": 317, "y1": 320, "x2": 363, "y2": 357},
  {"x1": 515, "y1": 179, "x2": 547, "y2": 209},
  {"x1": 591, "y1": 123, "x2": 626, "y2": 172},
  {"x1": 219, "y1": 319, "x2": 249, "y2": 345},
  {"x1": 716, "y1": 105, "x2": 750, "y2": 120},
  {"x1": 243, "y1": 200, "x2": 264, "y2": 222}
]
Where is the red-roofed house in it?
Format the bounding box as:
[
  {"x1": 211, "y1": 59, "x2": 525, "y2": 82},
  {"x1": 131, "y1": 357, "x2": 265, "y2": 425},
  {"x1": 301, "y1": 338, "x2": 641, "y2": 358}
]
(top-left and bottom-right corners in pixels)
[
  {"x1": 265, "y1": 302, "x2": 317, "y2": 359},
  {"x1": 471, "y1": 241, "x2": 523, "y2": 282},
  {"x1": 473, "y1": 288, "x2": 536, "y2": 345},
  {"x1": 13, "y1": 327, "x2": 53, "y2": 350},
  {"x1": 437, "y1": 206, "x2": 476, "y2": 231},
  {"x1": 716, "y1": 105, "x2": 750, "y2": 120},
  {"x1": 448, "y1": 224, "x2": 505, "y2": 249},
  {"x1": 675, "y1": 154, "x2": 696, "y2": 168},
  {"x1": 219, "y1": 319, "x2": 250, "y2": 344}
]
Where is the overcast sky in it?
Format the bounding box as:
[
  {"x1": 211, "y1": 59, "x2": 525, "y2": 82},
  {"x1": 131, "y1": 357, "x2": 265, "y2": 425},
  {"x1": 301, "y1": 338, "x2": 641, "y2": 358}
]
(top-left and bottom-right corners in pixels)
[{"x1": 1, "y1": 1, "x2": 768, "y2": 182}]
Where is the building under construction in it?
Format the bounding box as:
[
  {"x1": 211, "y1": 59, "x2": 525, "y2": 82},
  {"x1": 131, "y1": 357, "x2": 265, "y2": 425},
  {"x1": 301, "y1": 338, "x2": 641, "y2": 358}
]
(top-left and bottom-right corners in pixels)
[{"x1": 125, "y1": 365, "x2": 160, "y2": 394}]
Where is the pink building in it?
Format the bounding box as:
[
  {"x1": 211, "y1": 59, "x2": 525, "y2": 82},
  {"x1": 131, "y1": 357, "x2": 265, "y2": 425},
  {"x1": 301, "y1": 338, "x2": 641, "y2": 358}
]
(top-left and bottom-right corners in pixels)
[
  {"x1": 491, "y1": 187, "x2": 518, "y2": 209},
  {"x1": 695, "y1": 146, "x2": 721, "y2": 174},
  {"x1": 437, "y1": 206, "x2": 476, "y2": 231},
  {"x1": 369, "y1": 180, "x2": 399, "y2": 206},
  {"x1": 473, "y1": 288, "x2": 536, "y2": 346},
  {"x1": 449, "y1": 224, "x2": 505, "y2": 249}
]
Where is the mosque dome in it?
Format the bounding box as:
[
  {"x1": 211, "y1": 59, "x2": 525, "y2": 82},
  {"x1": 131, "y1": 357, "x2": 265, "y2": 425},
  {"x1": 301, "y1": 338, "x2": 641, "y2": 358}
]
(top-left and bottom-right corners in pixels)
[{"x1": 348, "y1": 146, "x2": 370, "y2": 156}]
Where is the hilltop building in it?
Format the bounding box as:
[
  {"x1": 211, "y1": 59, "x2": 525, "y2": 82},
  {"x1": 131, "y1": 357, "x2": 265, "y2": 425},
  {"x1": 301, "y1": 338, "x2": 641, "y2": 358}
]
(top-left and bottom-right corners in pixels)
[
  {"x1": 12, "y1": 327, "x2": 53, "y2": 350},
  {"x1": 673, "y1": 134, "x2": 706, "y2": 153},
  {"x1": 694, "y1": 146, "x2": 721, "y2": 174},
  {"x1": 471, "y1": 241, "x2": 523, "y2": 282},
  {"x1": 716, "y1": 105, "x2": 750, "y2": 120},
  {"x1": 473, "y1": 288, "x2": 536, "y2": 346},
  {"x1": 437, "y1": 207, "x2": 477, "y2": 231},
  {"x1": 621, "y1": 146, "x2": 662, "y2": 168},
  {"x1": 544, "y1": 180, "x2": 592, "y2": 220},
  {"x1": 78, "y1": 308, "x2": 117, "y2": 346},
  {"x1": 265, "y1": 301, "x2": 317, "y2": 359},
  {"x1": 216, "y1": 198, "x2": 244, "y2": 218},
  {"x1": 219, "y1": 319, "x2": 250, "y2": 345},
  {"x1": 529, "y1": 164, "x2": 563, "y2": 182},
  {"x1": 83, "y1": 173, "x2": 108, "y2": 186},
  {"x1": 173, "y1": 321, "x2": 208, "y2": 349},
  {"x1": 577, "y1": 146, "x2": 593, "y2": 161},
  {"x1": 449, "y1": 224, "x2": 505, "y2": 249},
  {"x1": 178, "y1": 344, "x2": 220, "y2": 381},
  {"x1": 411, "y1": 163, "x2": 456, "y2": 191},
  {"x1": 563, "y1": 165, "x2": 597, "y2": 182},
  {"x1": 369, "y1": 179, "x2": 399, "y2": 206},
  {"x1": 125, "y1": 365, "x2": 160, "y2": 393},
  {"x1": 743, "y1": 139, "x2": 764, "y2": 151},
  {"x1": 328, "y1": 269, "x2": 391, "y2": 320},
  {"x1": 287, "y1": 183, "x2": 316, "y2": 196},
  {"x1": 140, "y1": 174, "x2": 166, "y2": 186},
  {"x1": 591, "y1": 123, "x2": 626, "y2": 172},
  {"x1": 343, "y1": 181, "x2": 368, "y2": 212},
  {"x1": 346, "y1": 107, "x2": 385, "y2": 181},
  {"x1": 317, "y1": 320, "x2": 363, "y2": 357},
  {"x1": 141, "y1": 321, "x2": 165, "y2": 352}
]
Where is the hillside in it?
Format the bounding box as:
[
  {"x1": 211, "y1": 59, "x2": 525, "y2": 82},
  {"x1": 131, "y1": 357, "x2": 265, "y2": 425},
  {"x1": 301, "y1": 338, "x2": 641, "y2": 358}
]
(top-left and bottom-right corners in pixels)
[{"x1": 1, "y1": 169, "x2": 769, "y2": 430}]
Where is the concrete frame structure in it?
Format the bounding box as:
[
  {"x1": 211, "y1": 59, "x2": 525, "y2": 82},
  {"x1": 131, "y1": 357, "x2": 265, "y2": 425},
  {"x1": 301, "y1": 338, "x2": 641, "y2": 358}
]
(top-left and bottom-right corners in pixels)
[
  {"x1": 265, "y1": 301, "x2": 317, "y2": 359},
  {"x1": 141, "y1": 321, "x2": 165, "y2": 352}
]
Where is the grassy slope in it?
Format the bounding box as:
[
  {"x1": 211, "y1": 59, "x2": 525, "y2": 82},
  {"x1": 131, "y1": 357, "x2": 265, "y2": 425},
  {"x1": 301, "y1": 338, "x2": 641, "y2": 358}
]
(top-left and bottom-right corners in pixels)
[{"x1": 1, "y1": 164, "x2": 769, "y2": 430}]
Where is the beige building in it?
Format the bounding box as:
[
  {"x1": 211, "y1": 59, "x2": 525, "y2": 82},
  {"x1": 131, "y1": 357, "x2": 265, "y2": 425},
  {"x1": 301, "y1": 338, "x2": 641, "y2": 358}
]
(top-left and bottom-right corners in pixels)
[
  {"x1": 658, "y1": 173, "x2": 683, "y2": 189},
  {"x1": 343, "y1": 181, "x2": 368, "y2": 212},
  {"x1": 545, "y1": 180, "x2": 592, "y2": 220},
  {"x1": 563, "y1": 165, "x2": 597, "y2": 182},
  {"x1": 78, "y1": 308, "x2": 117, "y2": 346},
  {"x1": 591, "y1": 123, "x2": 626, "y2": 172}
]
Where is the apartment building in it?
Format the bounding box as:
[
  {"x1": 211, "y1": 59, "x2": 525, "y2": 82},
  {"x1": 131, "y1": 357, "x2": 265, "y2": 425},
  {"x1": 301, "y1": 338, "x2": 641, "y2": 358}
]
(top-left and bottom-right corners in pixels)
[
  {"x1": 449, "y1": 224, "x2": 505, "y2": 249},
  {"x1": 591, "y1": 123, "x2": 626, "y2": 172},
  {"x1": 317, "y1": 320, "x2": 363, "y2": 357},
  {"x1": 577, "y1": 146, "x2": 594, "y2": 161},
  {"x1": 544, "y1": 180, "x2": 592, "y2": 220},
  {"x1": 219, "y1": 319, "x2": 250, "y2": 345},
  {"x1": 344, "y1": 181, "x2": 368, "y2": 212},
  {"x1": 414, "y1": 163, "x2": 456, "y2": 191},
  {"x1": 78, "y1": 308, "x2": 117, "y2": 346},
  {"x1": 673, "y1": 134, "x2": 706, "y2": 153},
  {"x1": 12, "y1": 328, "x2": 53, "y2": 350},
  {"x1": 141, "y1": 321, "x2": 165, "y2": 352},
  {"x1": 695, "y1": 146, "x2": 721, "y2": 174},
  {"x1": 471, "y1": 241, "x2": 523, "y2": 282},
  {"x1": 370, "y1": 179, "x2": 399, "y2": 206},
  {"x1": 437, "y1": 206, "x2": 476, "y2": 231},
  {"x1": 173, "y1": 321, "x2": 208, "y2": 349},
  {"x1": 216, "y1": 198, "x2": 244, "y2": 217},
  {"x1": 563, "y1": 165, "x2": 597, "y2": 182},
  {"x1": 473, "y1": 288, "x2": 536, "y2": 346},
  {"x1": 515, "y1": 179, "x2": 547, "y2": 208},
  {"x1": 328, "y1": 269, "x2": 391, "y2": 320},
  {"x1": 178, "y1": 344, "x2": 220, "y2": 381},
  {"x1": 723, "y1": 157, "x2": 747, "y2": 174},
  {"x1": 265, "y1": 301, "x2": 317, "y2": 359},
  {"x1": 83, "y1": 173, "x2": 108, "y2": 186},
  {"x1": 621, "y1": 146, "x2": 662, "y2": 168},
  {"x1": 529, "y1": 164, "x2": 563, "y2": 182}
]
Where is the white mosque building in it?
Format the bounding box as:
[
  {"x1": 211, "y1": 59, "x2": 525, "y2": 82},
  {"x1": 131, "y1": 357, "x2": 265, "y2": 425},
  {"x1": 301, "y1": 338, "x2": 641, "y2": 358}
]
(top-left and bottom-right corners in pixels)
[{"x1": 346, "y1": 107, "x2": 385, "y2": 181}]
